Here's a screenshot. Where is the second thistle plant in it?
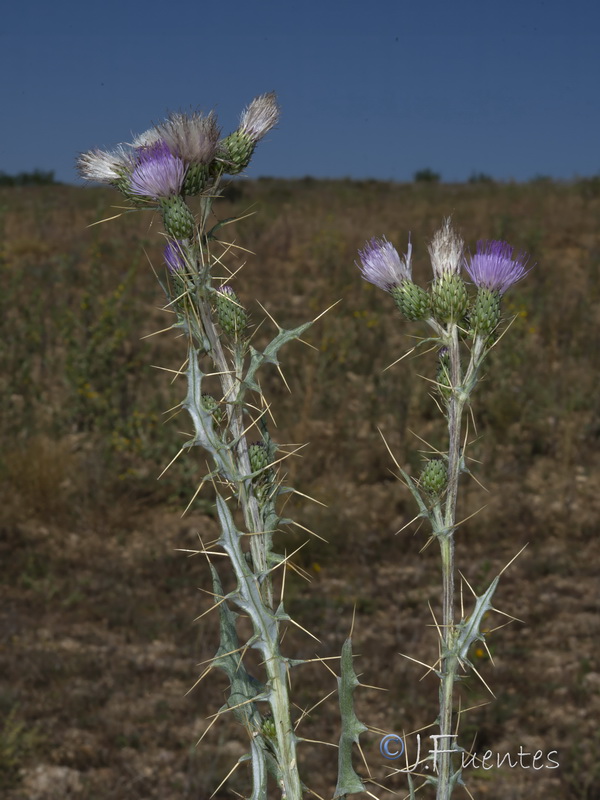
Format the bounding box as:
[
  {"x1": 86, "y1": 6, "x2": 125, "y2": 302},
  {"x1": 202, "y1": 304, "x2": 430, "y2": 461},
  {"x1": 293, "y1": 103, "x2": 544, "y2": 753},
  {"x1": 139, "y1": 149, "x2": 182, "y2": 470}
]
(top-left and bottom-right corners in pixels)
[{"x1": 357, "y1": 219, "x2": 530, "y2": 800}]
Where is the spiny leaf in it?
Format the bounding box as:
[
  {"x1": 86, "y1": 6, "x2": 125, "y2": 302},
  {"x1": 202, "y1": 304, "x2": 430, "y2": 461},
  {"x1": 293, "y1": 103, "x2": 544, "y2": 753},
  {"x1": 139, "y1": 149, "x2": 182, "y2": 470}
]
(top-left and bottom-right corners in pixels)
[
  {"x1": 455, "y1": 576, "x2": 499, "y2": 661},
  {"x1": 334, "y1": 638, "x2": 367, "y2": 799}
]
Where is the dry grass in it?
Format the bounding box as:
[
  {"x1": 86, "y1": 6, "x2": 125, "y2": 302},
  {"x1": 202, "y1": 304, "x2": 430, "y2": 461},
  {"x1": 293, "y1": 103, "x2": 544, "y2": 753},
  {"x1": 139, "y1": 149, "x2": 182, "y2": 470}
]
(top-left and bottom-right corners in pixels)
[{"x1": 0, "y1": 178, "x2": 599, "y2": 798}]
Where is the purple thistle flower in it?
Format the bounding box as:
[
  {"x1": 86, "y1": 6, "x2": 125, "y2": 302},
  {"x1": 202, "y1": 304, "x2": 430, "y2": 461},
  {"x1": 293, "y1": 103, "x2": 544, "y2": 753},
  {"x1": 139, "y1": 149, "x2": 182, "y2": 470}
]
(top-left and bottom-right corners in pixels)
[
  {"x1": 357, "y1": 236, "x2": 412, "y2": 291},
  {"x1": 164, "y1": 240, "x2": 187, "y2": 273},
  {"x1": 129, "y1": 141, "x2": 186, "y2": 199},
  {"x1": 465, "y1": 240, "x2": 530, "y2": 295}
]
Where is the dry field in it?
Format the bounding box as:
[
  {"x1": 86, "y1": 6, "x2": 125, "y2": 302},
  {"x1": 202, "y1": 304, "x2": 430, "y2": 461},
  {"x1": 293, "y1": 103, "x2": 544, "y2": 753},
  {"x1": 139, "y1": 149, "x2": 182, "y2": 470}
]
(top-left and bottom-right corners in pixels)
[{"x1": 0, "y1": 177, "x2": 599, "y2": 799}]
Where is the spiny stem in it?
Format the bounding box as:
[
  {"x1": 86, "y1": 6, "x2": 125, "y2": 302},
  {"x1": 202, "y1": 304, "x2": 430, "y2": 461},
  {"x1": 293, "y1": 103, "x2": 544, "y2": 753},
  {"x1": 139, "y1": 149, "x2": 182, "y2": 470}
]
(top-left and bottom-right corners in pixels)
[{"x1": 436, "y1": 323, "x2": 463, "y2": 800}]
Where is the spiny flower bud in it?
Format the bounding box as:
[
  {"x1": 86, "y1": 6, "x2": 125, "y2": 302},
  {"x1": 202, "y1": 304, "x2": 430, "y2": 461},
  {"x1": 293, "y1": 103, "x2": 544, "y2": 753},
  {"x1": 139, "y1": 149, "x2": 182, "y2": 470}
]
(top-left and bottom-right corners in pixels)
[
  {"x1": 164, "y1": 240, "x2": 188, "y2": 273},
  {"x1": 391, "y1": 280, "x2": 430, "y2": 321},
  {"x1": 468, "y1": 287, "x2": 501, "y2": 338},
  {"x1": 261, "y1": 716, "x2": 277, "y2": 740},
  {"x1": 248, "y1": 441, "x2": 275, "y2": 502},
  {"x1": 464, "y1": 240, "x2": 531, "y2": 337},
  {"x1": 429, "y1": 219, "x2": 469, "y2": 323},
  {"x1": 248, "y1": 441, "x2": 271, "y2": 473},
  {"x1": 201, "y1": 394, "x2": 225, "y2": 425},
  {"x1": 215, "y1": 286, "x2": 248, "y2": 339},
  {"x1": 420, "y1": 458, "x2": 448, "y2": 498},
  {"x1": 159, "y1": 195, "x2": 196, "y2": 239},
  {"x1": 431, "y1": 272, "x2": 469, "y2": 324},
  {"x1": 218, "y1": 92, "x2": 280, "y2": 174}
]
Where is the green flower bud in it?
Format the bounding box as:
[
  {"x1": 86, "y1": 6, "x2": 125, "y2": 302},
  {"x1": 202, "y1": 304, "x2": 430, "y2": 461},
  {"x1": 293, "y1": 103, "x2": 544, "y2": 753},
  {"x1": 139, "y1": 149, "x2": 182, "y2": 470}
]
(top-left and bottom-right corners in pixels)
[
  {"x1": 218, "y1": 131, "x2": 256, "y2": 175},
  {"x1": 431, "y1": 273, "x2": 469, "y2": 324},
  {"x1": 159, "y1": 195, "x2": 196, "y2": 239},
  {"x1": 261, "y1": 716, "x2": 277, "y2": 740},
  {"x1": 391, "y1": 279, "x2": 431, "y2": 321},
  {"x1": 215, "y1": 286, "x2": 248, "y2": 339},
  {"x1": 201, "y1": 394, "x2": 225, "y2": 426},
  {"x1": 183, "y1": 162, "x2": 212, "y2": 196},
  {"x1": 248, "y1": 441, "x2": 275, "y2": 502},
  {"x1": 468, "y1": 287, "x2": 501, "y2": 338},
  {"x1": 420, "y1": 458, "x2": 448, "y2": 498}
]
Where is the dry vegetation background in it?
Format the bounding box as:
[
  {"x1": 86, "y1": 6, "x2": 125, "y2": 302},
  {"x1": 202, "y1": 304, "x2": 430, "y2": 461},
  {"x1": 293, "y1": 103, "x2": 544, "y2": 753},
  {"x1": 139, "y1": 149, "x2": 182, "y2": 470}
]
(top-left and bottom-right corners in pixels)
[{"x1": 0, "y1": 177, "x2": 599, "y2": 800}]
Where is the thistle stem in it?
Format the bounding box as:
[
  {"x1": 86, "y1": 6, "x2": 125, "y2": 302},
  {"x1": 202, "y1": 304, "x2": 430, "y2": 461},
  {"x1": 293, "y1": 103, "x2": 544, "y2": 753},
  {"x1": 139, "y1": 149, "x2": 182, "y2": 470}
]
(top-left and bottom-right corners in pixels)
[{"x1": 436, "y1": 323, "x2": 464, "y2": 800}]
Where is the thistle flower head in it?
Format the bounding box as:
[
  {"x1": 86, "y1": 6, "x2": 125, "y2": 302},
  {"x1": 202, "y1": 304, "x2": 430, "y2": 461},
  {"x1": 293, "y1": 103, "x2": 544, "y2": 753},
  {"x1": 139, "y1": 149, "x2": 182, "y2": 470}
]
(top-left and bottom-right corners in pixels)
[
  {"x1": 239, "y1": 92, "x2": 280, "y2": 142},
  {"x1": 128, "y1": 141, "x2": 186, "y2": 199},
  {"x1": 429, "y1": 218, "x2": 464, "y2": 278},
  {"x1": 154, "y1": 111, "x2": 220, "y2": 164},
  {"x1": 464, "y1": 240, "x2": 530, "y2": 295},
  {"x1": 357, "y1": 236, "x2": 412, "y2": 291},
  {"x1": 76, "y1": 144, "x2": 135, "y2": 184},
  {"x1": 164, "y1": 240, "x2": 188, "y2": 273}
]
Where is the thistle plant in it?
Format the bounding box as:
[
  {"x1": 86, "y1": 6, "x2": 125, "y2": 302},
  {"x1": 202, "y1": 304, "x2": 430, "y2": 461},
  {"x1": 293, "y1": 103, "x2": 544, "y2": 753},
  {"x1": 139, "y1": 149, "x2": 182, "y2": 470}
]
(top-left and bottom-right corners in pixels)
[
  {"x1": 357, "y1": 220, "x2": 530, "y2": 800},
  {"x1": 78, "y1": 94, "x2": 368, "y2": 800}
]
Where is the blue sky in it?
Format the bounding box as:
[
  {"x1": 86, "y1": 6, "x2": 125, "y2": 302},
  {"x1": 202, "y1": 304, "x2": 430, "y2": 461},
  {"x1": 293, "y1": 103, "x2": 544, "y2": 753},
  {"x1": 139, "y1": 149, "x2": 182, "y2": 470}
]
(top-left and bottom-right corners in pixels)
[{"x1": 2, "y1": 0, "x2": 599, "y2": 184}]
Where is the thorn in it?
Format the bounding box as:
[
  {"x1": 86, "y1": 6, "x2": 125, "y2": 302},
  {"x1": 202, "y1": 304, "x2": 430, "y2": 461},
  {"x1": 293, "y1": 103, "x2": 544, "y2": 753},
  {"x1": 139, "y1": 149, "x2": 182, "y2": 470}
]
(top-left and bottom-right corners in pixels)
[
  {"x1": 286, "y1": 518, "x2": 327, "y2": 543},
  {"x1": 141, "y1": 324, "x2": 178, "y2": 339},
  {"x1": 427, "y1": 600, "x2": 443, "y2": 644},
  {"x1": 312, "y1": 653, "x2": 339, "y2": 679},
  {"x1": 397, "y1": 652, "x2": 437, "y2": 673},
  {"x1": 288, "y1": 487, "x2": 327, "y2": 507},
  {"x1": 86, "y1": 212, "x2": 124, "y2": 227},
  {"x1": 382, "y1": 345, "x2": 417, "y2": 372},
  {"x1": 358, "y1": 682, "x2": 388, "y2": 691},
  {"x1": 349, "y1": 604, "x2": 357, "y2": 638},
  {"x1": 311, "y1": 297, "x2": 343, "y2": 324},
  {"x1": 293, "y1": 690, "x2": 337, "y2": 730},
  {"x1": 304, "y1": 787, "x2": 327, "y2": 800},
  {"x1": 181, "y1": 478, "x2": 208, "y2": 517},
  {"x1": 377, "y1": 427, "x2": 403, "y2": 475},
  {"x1": 457, "y1": 570, "x2": 477, "y2": 598},
  {"x1": 157, "y1": 446, "x2": 187, "y2": 480},
  {"x1": 296, "y1": 736, "x2": 337, "y2": 748},
  {"x1": 277, "y1": 363, "x2": 292, "y2": 393},
  {"x1": 453, "y1": 504, "x2": 489, "y2": 529},
  {"x1": 457, "y1": 700, "x2": 491, "y2": 715},
  {"x1": 195, "y1": 712, "x2": 222, "y2": 746},
  {"x1": 286, "y1": 616, "x2": 320, "y2": 642},
  {"x1": 184, "y1": 664, "x2": 213, "y2": 696},
  {"x1": 469, "y1": 662, "x2": 496, "y2": 697},
  {"x1": 193, "y1": 595, "x2": 228, "y2": 621},
  {"x1": 396, "y1": 513, "x2": 425, "y2": 536},
  {"x1": 489, "y1": 610, "x2": 525, "y2": 625},
  {"x1": 357, "y1": 739, "x2": 372, "y2": 777},
  {"x1": 406, "y1": 428, "x2": 444, "y2": 456},
  {"x1": 498, "y1": 542, "x2": 528, "y2": 576},
  {"x1": 482, "y1": 638, "x2": 495, "y2": 666},
  {"x1": 297, "y1": 336, "x2": 319, "y2": 351},
  {"x1": 209, "y1": 758, "x2": 242, "y2": 797}
]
